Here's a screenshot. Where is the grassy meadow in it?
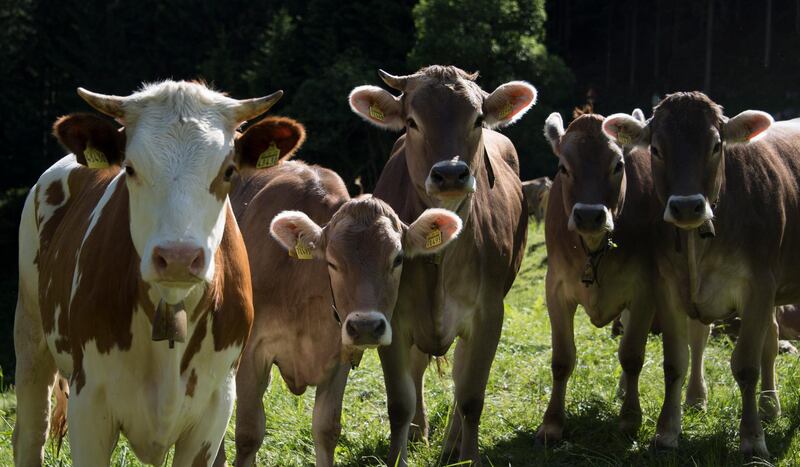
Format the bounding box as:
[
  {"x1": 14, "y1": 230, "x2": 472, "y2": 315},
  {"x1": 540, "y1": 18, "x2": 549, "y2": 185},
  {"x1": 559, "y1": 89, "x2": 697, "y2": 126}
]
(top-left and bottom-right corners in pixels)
[{"x1": 1, "y1": 224, "x2": 799, "y2": 466}]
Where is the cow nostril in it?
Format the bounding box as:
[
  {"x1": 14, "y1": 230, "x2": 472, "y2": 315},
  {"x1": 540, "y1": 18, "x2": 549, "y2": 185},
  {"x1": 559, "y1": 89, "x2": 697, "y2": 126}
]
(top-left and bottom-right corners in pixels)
[
  {"x1": 574, "y1": 211, "x2": 583, "y2": 222},
  {"x1": 431, "y1": 172, "x2": 445, "y2": 184},
  {"x1": 694, "y1": 203, "x2": 704, "y2": 213},
  {"x1": 374, "y1": 319, "x2": 386, "y2": 337},
  {"x1": 346, "y1": 321, "x2": 358, "y2": 338},
  {"x1": 670, "y1": 203, "x2": 680, "y2": 217},
  {"x1": 458, "y1": 170, "x2": 469, "y2": 182},
  {"x1": 190, "y1": 252, "x2": 204, "y2": 272},
  {"x1": 594, "y1": 212, "x2": 604, "y2": 224},
  {"x1": 154, "y1": 254, "x2": 168, "y2": 271}
]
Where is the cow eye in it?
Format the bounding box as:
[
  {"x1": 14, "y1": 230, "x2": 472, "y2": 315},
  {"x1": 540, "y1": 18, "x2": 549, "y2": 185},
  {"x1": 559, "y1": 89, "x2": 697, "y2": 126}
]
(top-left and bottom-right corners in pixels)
[
  {"x1": 392, "y1": 253, "x2": 404, "y2": 268},
  {"x1": 124, "y1": 165, "x2": 136, "y2": 177},
  {"x1": 406, "y1": 118, "x2": 418, "y2": 130},
  {"x1": 651, "y1": 147, "x2": 661, "y2": 159},
  {"x1": 713, "y1": 141, "x2": 721, "y2": 154},
  {"x1": 223, "y1": 165, "x2": 236, "y2": 181},
  {"x1": 474, "y1": 116, "x2": 484, "y2": 128},
  {"x1": 614, "y1": 160, "x2": 624, "y2": 174},
  {"x1": 558, "y1": 164, "x2": 569, "y2": 176}
]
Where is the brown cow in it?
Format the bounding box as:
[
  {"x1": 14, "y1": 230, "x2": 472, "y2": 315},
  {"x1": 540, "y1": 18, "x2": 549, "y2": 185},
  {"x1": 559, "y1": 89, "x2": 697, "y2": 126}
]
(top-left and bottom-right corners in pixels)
[
  {"x1": 14, "y1": 81, "x2": 270, "y2": 465},
  {"x1": 538, "y1": 111, "x2": 710, "y2": 448},
  {"x1": 521, "y1": 176, "x2": 552, "y2": 225},
  {"x1": 603, "y1": 91, "x2": 798, "y2": 457},
  {"x1": 348, "y1": 65, "x2": 535, "y2": 465}
]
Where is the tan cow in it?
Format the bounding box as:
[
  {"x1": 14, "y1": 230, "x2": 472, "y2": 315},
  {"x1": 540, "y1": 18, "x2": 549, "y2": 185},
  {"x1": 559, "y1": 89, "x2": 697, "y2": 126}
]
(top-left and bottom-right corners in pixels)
[
  {"x1": 348, "y1": 65, "x2": 535, "y2": 465},
  {"x1": 13, "y1": 81, "x2": 276, "y2": 465},
  {"x1": 521, "y1": 176, "x2": 552, "y2": 225},
  {"x1": 604, "y1": 91, "x2": 799, "y2": 457},
  {"x1": 539, "y1": 111, "x2": 711, "y2": 448}
]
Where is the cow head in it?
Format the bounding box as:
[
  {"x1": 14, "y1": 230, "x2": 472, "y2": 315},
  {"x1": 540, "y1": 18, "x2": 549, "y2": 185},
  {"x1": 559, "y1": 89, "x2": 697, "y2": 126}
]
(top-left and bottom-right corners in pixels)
[
  {"x1": 545, "y1": 112, "x2": 626, "y2": 251},
  {"x1": 603, "y1": 92, "x2": 772, "y2": 230},
  {"x1": 349, "y1": 66, "x2": 536, "y2": 210},
  {"x1": 59, "y1": 81, "x2": 283, "y2": 304},
  {"x1": 270, "y1": 197, "x2": 461, "y2": 349}
]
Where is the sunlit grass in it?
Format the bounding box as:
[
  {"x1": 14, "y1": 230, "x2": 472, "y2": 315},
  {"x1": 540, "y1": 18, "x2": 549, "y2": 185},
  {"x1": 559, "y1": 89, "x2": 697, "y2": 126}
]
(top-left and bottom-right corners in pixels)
[{"x1": 1, "y1": 225, "x2": 799, "y2": 465}]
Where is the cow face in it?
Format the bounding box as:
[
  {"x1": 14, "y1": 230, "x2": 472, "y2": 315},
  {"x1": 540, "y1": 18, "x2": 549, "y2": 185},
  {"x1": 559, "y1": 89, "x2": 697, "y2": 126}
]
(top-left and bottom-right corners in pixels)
[
  {"x1": 545, "y1": 113, "x2": 625, "y2": 251},
  {"x1": 69, "y1": 81, "x2": 283, "y2": 304},
  {"x1": 270, "y1": 197, "x2": 461, "y2": 349},
  {"x1": 603, "y1": 92, "x2": 772, "y2": 230},
  {"x1": 349, "y1": 66, "x2": 536, "y2": 210}
]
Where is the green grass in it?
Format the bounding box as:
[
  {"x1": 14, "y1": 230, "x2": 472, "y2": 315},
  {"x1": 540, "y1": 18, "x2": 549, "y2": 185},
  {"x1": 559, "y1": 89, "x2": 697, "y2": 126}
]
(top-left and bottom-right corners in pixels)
[{"x1": 2, "y1": 225, "x2": 799, "y2": 465}]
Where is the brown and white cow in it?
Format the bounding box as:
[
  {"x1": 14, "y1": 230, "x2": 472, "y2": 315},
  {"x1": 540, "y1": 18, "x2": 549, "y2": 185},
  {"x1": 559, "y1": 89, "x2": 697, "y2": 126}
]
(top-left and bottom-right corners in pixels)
[
  {"x1": 13, "y1": 81, "x2": 277, "y2": 465},
  {"x1": 522, "y1": 176, "x2": 552, "y2": 226},
  {"x1": 603, "y1": 91, "x2": 799, "y2": 457},
  {"x1": 348, "y1": 65, "x2": 534, "y2": 465}
]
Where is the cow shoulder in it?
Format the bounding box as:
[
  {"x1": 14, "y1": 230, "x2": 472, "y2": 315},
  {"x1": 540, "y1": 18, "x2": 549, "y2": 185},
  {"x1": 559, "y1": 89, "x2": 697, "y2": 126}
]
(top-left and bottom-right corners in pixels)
[{"x1": 483, "y1": 129, "x2": 520, "y2": 176}]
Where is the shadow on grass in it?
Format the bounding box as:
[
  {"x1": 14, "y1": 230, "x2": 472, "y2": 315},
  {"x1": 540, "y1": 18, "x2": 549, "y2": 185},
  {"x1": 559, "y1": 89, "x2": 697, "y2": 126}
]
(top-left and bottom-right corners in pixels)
[{"x1": 474, "y1": 397, "x2": 800, "y2": 467}]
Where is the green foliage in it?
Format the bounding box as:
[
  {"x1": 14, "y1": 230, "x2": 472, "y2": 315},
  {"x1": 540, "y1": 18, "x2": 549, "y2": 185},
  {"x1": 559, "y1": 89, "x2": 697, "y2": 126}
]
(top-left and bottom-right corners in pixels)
[{"x1": 2, "y1": 226, "x2": 799, "y2": 465}]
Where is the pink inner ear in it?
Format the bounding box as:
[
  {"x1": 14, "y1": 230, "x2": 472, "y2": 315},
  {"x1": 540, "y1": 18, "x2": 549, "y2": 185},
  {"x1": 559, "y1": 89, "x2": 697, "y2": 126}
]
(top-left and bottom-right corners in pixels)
[
  {"x1": 602, "y1": 119, "x2": 622, "y2": 139},
  {"x1": 436, "y1": 215, "x2": 460, "y2": 237},
  {"x1": 747, "y1": 119, "x2": 771, "y2": 141},
  {"x1": 350, "y1": 93, "x2": 377, "y2": 122}
]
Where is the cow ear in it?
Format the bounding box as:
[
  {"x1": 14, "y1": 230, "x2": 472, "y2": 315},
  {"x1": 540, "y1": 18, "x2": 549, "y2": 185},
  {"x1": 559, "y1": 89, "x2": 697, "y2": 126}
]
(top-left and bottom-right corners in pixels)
[
  {"x1": 270, "y1": 211, "x2": 325, "y2": 260},
  {"x1": 603, "y1": 113, "x2": 650, "y2": 147},
  {"x1": 543, "y1": 112, "x2": 565, "y2": 155},
  {"x1": 484, "y1": 81, "x2": 537, "y2": 129},
  {"x1": 632, "y1": 108, "x2": 646, "y2": 123},
  {"x1": 723, "y1": 110, "x2": 773, "y2": 144},
  {"x1": 403, "y1": 208, "x2": 462, "y2": 257},
  {"x1": 53, "y1": 113, "x2": 124, "y2": 168},
  {"x1": 236, "y1": 116, "x2": 306, "y2": 169},
  {"x1": 349, "y1": 85, "x2": 404, "y2": 131}
]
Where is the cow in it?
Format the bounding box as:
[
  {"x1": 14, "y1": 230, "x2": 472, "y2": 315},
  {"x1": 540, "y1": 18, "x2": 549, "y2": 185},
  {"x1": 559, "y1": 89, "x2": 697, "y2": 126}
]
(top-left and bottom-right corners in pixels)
[
  {"x1": 521, "y1": 176, "x2": 552, "y2": 226},
  {"x1": 12, "y1": 80, "x2": 279, "y2": 466},
  {"x1": 348, "y1": 65, "x2": 534, "y2": 465},
  {"x1": 538, "y1": 110, "x2": 710, "y2": 448},
  {"x1": 603, "y1": 91, "x2": 799, "y2": 457}
]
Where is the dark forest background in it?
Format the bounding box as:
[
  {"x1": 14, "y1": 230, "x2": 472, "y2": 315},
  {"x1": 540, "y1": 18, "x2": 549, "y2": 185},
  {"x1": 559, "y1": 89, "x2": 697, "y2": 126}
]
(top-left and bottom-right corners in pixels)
[{"x1": 0, "y1": 0, "x2": 798, "y2": 381}]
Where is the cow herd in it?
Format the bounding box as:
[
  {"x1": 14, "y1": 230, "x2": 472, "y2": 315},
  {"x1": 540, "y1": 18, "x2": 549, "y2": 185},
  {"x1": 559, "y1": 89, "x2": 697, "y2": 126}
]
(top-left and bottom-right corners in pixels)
[{"x1": 11, "y1": 65, "x2": 800, "y2": 466}]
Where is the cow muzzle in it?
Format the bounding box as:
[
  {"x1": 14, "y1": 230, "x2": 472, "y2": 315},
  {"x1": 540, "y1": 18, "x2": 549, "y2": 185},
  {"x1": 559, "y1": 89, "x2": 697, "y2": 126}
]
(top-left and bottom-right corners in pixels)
[
  {"x1": 569, "y1": 203, "x2": 614, "y2": 236},
  {"x1": 151, "y1": 242, "x2": 206, "y2": 285},
  {"x1": 342, "y1": 311, "x2": 392, "y2": 348},
  {"x1": 664, "y1": 194, "x2": 712, "y2": 229},
  {"x1": 425, "y1": 158, "x2": 476, "y2": 199}
]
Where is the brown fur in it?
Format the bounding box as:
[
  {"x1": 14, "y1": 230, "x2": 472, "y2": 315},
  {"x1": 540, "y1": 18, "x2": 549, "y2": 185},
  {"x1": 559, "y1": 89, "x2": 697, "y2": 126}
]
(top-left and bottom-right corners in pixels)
[
  {"x1": 52, "y1": 114, "x2": 125, "y2": 167},
  {"x1": 235, "y1": 116, "x2": 307, "y2": 168}
]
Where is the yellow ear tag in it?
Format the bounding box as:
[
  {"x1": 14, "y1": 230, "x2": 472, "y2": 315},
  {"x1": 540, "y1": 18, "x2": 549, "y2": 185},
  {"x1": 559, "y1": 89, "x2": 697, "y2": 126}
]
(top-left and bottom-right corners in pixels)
[
  {"x1": 369, "y1": 103, "x2": 384, "y2": 121},
  {"x1": 292, "y1": 240, "x2": 313, "y2": 260},
  {"x1": 499, "y1": 101, "x2": 514, "y2": 120},
  {"x1": 425, "y1": 228, "x2": 443, "y2": 249},
  {"x1": 256, "y1": 142, "x2": 281, "y2": 169},
  {"x1": 84, "y1": 145, "x2": 109, "y2": 169},
  {"x1": 617, "y1": 132, "x2": 632, "y2": 145}
]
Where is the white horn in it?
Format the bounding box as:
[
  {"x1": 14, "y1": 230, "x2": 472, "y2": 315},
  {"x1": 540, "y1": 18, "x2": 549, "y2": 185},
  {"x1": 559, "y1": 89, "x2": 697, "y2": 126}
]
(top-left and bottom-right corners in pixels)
[
  {"x1": 77, "y1": 87, "x2": 127, "y2": 119},
  {"x1": 232, "y1": 90, "x2": 284, "y2": 123}
]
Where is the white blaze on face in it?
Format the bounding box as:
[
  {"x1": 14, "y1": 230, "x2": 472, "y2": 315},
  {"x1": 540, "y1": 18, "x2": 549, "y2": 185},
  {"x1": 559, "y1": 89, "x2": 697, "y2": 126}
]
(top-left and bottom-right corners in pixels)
[{"x1": 122, "y1": 83, "x2": 238, "y2": 303}]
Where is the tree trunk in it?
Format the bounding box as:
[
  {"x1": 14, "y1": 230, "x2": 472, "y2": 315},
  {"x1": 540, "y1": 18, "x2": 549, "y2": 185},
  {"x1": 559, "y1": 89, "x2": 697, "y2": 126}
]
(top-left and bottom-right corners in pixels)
[{"x1": 704, "y1": 0, "x2": 714, "y2": 92}]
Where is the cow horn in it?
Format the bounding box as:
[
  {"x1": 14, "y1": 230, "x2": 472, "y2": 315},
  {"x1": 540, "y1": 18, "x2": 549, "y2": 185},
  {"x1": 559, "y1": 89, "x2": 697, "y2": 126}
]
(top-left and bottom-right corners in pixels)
[
  {"x1": 77, "y1": 88, "x2": 127, "y2": 119},
  {"x1": 232, "y1": 90, "x2": 284, "y2": 123},
  {"x1": 378, "y1": 69, "x2": 409, "y2": 91}
]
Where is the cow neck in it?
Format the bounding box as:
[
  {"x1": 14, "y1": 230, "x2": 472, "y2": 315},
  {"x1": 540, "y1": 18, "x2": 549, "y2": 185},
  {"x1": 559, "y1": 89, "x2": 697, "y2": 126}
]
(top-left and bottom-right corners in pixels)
[{"x1": 579, "y1": 233, "x2": 617, "y2": 287}]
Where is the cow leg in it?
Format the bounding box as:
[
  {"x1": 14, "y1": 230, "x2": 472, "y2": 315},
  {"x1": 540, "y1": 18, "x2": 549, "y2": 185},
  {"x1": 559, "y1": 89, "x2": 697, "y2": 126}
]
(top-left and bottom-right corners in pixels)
[
  {"x1": 379, "y1": 329, "x2": 414, "y2": 467},
  {"x1": 617, "y1": 302, "x2": 652, "y2": 436},
  {"x1": 408, "y1": 345, "x2": 430, "y2": 443},
  {"x1": 447, "y1": 301, "x2": 504, "y2": 465},
  {"x1": 441, "y1": 404, "x2": 462, "y2": 461},
  {"x1": 230, "y1": 341, "x2": 273, "y2": 467},
  {"x1": 615, "y1": 310, "x2": 630, "y2": 401},
  {"x1": 174, "y1": 379, "x2": 236, "y2": 467},
  {"x1": 758, "y1": 311, "x2": 781, "y2": 422},
  {"x1": 13, "y1": 296, "x2": 58, "y2": 467},
  {"x1": 685, "y1": 319, "x2": 710, "y2": 409},
  {"x1": 67, "y1": 386, "x2": 119, "y2": 466},
  {"x1": 653, "y1": 291, "x2": 689, "y2": 449},
  {"x1": 536, "y1": 285, "x2": 577, "y2": 445},
  {"x1": 732, "y1": 298, "x2": 771, "y2": 458},
  {"x1": 312, "y1": 362, "x2": 349, "y2": 467}
]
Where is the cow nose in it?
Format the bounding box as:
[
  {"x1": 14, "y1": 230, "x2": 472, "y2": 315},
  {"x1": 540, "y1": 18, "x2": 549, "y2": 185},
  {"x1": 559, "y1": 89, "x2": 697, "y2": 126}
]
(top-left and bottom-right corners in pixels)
[
  {"x1": 572, "y1": 205, "x2": 607, "y2": 233},
  {"x1": 428, "y1": 159, "x2": 472, "y2": 194},
  {"x1": 346, "y1": 318, "x2": 386, "y2": 340},
  {"x1": 152, "y1": 243, "x2": 205, "y2": 282},
  {"x1": 667, "y1": 195, "x2": 707, "y2": 226}
]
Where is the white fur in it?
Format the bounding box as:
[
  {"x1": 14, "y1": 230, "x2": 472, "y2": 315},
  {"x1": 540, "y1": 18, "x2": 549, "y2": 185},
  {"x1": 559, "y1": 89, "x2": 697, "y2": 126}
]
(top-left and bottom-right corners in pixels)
[
  {"x1": 724, "y1": 110, "x2": 774, "y2": 144},
  {"x1": 603, "y1": 113, "x2": 648, "y2": 145},
  {"x1": 348, "y1": 85, "x2": 404, "y2": 131}
]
